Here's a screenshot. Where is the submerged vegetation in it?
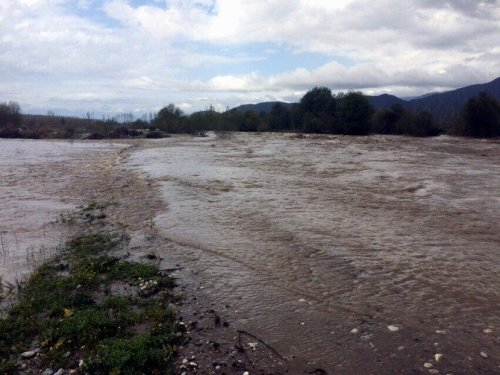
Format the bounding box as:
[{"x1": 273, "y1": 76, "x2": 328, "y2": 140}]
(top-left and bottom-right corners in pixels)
[{"x1": 0, "y1": 230, "x2": 180, "y2": 374}]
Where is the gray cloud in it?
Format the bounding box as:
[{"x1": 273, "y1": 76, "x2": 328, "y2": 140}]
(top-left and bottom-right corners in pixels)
[{"x1": 0, "y1": 0, "x2": 499, "y2": 114}]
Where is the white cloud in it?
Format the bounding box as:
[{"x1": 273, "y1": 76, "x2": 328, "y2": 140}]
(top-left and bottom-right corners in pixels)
[{"x1": 0, "y1": 0, "x2": 499, "y2": 113}]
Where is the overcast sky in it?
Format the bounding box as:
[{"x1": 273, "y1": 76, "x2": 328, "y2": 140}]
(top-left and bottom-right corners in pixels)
[{"x1": 1, "y1": 0, "x2": 499, "y2": 116}]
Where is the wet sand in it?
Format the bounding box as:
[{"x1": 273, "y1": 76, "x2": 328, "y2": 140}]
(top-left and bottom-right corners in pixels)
[{"x1": 1, "y1": 134, "x2": 499, "y2": 374}]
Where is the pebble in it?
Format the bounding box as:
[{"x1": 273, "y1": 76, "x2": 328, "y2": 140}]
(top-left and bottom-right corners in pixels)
[
  {"x1": 350, "y1": 328, "x2": 359, "y2": 334},
  {"x1": 387, "y1": 325, "x2": 400, "y2": 332},
  {"x1": 20, "y1": 351, "x2": 37, "y2": 359},
  {"x1": 480, "y1": 351, "x2": 488, "y2": 359},
  {"x1": 42, "y1": 369, "x2": 54, "y2": 375},
  {"x1": 79, "y1": 359, "x2": 84, "y2": 368},
  {"x1": 299, "y1": 299, "x2": 306, "y2": 303},
  {"x1": 54, "y1": 369, "x2": 65, "y2": 375},
  {"x1": 360, "y1": 334, "x2": 373, "y2": 342},
  {"x1": 435, "y1": 330, "x2": 446, "y2": 334},
  {"x1": 483, "y1": 328, "x2": 493, "y2": 334},
  {"x1": 435, "y1": 353, "x2": 444, "y2": 362},
  {"x1": 424, "y1": 363, "x2": 433, "y2": 368},
  {"x1": 69, "y1": 370, "x2": 77, "y2": 375},
  {"x1": 243, "y1": 372, "x2": 250, "y2": 375},
  {"x1": 248, "y1": 342, "x2": 258, "y2": 350}
]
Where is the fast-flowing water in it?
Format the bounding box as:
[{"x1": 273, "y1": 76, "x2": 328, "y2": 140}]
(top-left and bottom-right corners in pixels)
[
  {"x1": 0, "y1": 139, "x2": 124, "y2": 284},
  {"x1": 129, "y1": 133, "x2": 500, "y2": 373}
]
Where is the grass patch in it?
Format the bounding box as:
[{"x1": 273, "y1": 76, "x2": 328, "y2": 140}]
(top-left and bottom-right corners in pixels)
[{"x1": 0, "y1": 232, "x2": 179, "y2": 374}]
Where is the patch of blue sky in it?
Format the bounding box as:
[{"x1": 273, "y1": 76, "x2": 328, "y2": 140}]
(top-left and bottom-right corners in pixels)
[
  {"x1": 180, "y1": 41, "x2": 351, "y2": 79},
  {"x1": 67, "y1": 0, "x2": 122, "y2": 27}
]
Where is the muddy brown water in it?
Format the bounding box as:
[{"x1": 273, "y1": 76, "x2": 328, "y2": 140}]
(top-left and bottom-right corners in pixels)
[
  {"x1": 128, "y1": 133, "x2": 500, "y2": 373},
  {"x1": 1, "y1": 135, "x2": 499, "y2": 373}
]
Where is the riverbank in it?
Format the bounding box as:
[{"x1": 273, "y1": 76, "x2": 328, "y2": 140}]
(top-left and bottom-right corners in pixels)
[{"x1": 0, "y1": 138, "x2": 288, "y2": 374}]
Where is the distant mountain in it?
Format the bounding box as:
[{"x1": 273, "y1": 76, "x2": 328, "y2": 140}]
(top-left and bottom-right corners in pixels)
[
  {"x1": 229, "y1": 77, "x2": 500, "y2": 124},
  {"x1": 231, "y1": 101, "x2": 293, "y2": 113},
  {"x1": 404, "y1": 77, "x2": 500, "y2": 123},
  {"x1": 366, "y1": 94, "x2": 406, "y2": 109},
  {"x1": 402, "y1": 92, "x2": 438, "y2": 101}
]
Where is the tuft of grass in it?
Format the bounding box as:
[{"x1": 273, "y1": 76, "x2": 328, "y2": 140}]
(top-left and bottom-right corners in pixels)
[{"x1": 0, "y1": 231, "x2": 179, "y2": 373}]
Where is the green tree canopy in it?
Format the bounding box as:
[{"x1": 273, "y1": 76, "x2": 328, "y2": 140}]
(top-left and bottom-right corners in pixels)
[
  {"x1": 336, "y1": 92, "x2": 374, "y2": 135},
  {"x1": 154, "y1": 104, "x2": 184, "y2": 133},
  {"x1": 462, "y1": 92, "x2": 500, "y2": 138}
]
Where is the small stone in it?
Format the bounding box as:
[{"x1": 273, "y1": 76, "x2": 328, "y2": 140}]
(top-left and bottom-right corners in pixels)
[
  {"x1": 483, "y1": 328, "x2": 493, "y2": 334},
  {"x1": 299, "y1": 299, "x2": 306, "y2": 302},
  {"x1": 350, "y1": 328, "x2": 359, "y2": 334},
  {"x1": 387, "y1": 325, "x2": 400, "y2": 332},
  {"x1": 435, "y1": 353, "x2": 444, "y2": 362},
  {"x1": 79, "y1": 359, "x2": 84, "y2": 368},
  {"x1": 215, "y1": 365, "x2": 221, "y2": 370},
  {"x1": 397, "y1": 346, "x2": 405, "y2": 351},
  {"x1": 189, "y1": 361, "x2": 198, "y2": 367},
  {"x1": 435, "y1": 330, "x2": 446, "y2": 334},
  {"x1": 42, "y1": 369, "x2": 54, "y2": 375},
  {"x1": 248, "y1": 342, "x2": 258, "y2": 350},
  {"x1": 480, "y1": 351, "x2": 488, "y2": 359},
  {"x1": 424, "y1": 363, "x2": 433, "y2": 368},
  {"x1": 54, "y1": 369, "x2": 65, "y2": 375},
  {"x1": 182, "y1": 358, "x2": 188, "y2": 365},
  {"x1": 69, "y1": 370, "x2": 77, "y2": 375},
  {"x1": 360, "y1": 334, "x2": 373, "y2": 342},
  {"x1": 243, "y1": 372, "x2": 250, "y2": 375},
  {"x1": 20, "y1": 350, "x2": 37, "y2": 359}
]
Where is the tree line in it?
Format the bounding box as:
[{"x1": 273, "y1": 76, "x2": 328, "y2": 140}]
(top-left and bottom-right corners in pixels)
[
  {"x1": 1, "y1": 88, "x2": 499, "y2": 139},
  {"x1": 152, "y1": 87, "x2": 499, "y2": 138}
]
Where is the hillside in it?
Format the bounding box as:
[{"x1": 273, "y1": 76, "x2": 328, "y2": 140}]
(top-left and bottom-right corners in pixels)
[{"x1": 229, "y1": 77, "x2": 500, "y2": 124}]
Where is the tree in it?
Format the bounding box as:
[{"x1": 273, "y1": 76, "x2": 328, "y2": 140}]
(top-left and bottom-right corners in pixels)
[
  {"x1": 268, "y1": 103, "x2": 290, "y2": 132},
  {"x1": 154, "y1": 104, "x2": 184, "y2": 133},
  {"x1": 336, "y1": 92, "x2": 373, "y2": 135},
  {"x1": 299, "y1": 87, "x2": 336, "y2": 133},
  {"x1": 239, "y1": 111, "x2": 262, "y2": 132},
  {"x1": 412, "y1": 111, "x2": 440, "y2": 137},
  {"x1": 0, "y1": 101, "x2": 21, "y2": 127},
  {"x1": 462, "y1": 92, "x2": 500, "y2": 138}
]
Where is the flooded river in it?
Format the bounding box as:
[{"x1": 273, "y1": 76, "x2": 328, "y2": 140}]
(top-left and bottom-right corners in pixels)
[
  {"x1": 0, "y1": 139, "x2": 124, "y2": 283},
  {"x1": 129, "y1": 133, "x2": 500, "y2": 373},
  {"x1": 1, "y1": 134, "x2": 498, "y2": 373}
]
